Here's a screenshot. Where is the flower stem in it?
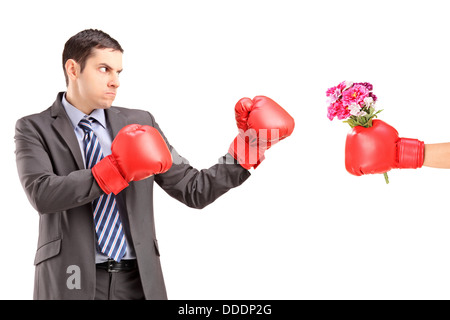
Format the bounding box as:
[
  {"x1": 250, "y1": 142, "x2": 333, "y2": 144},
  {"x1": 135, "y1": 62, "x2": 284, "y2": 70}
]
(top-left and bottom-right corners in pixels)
[{"x1": 383, "y1": 172, "x2": 389, "y2": 184}]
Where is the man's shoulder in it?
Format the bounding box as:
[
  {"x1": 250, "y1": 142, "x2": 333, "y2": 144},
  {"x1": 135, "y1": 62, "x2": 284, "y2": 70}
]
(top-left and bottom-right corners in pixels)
[
  {"x1": 16, "y1": 106, "x2": 53, "y2": 126},
  {"x1": 16, "y1": 92, "x2": 63, "y2": 124}
]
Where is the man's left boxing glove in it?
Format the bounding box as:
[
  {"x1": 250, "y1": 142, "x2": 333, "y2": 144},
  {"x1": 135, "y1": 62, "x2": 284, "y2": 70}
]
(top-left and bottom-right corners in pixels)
[
  {"x1": 229, "y1": 96, "x2": 295, "y2": 169},
  {"x1": 92, "y1": 124, "x2": 173, "y2": 195}
]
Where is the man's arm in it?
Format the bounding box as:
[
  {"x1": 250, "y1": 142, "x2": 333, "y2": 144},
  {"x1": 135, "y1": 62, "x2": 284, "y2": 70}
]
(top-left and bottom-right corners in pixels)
[
  {"x1": 15, "y1": 116, "x2": 173, "y2": 214},
  {"x1": 151, "y1": 117, "x2": 251, "y2": 210},
  {"x1": 424, "y1": 143, "x2": 450, "y2": 168},
  {"x1": 150, "y1": 95, "x2": 294, "y2": 209},
  {"x1": 155, "y1": 150, "x2": 251, "y2": 209},
  {"x1": 14, "y1": 117, "x2": 103, "y2": 214}
]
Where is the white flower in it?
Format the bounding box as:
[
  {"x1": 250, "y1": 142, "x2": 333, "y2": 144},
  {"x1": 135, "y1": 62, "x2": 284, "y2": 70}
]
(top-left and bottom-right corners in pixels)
[
  {"x1": 348, "y1": 103, "x2": 367, "y2": 117},
  {"x1": 327, "y1": 88, "x2": 341, "y2": 104},
  {"x1": 363, "y1": 96, "x2": 374, "y2": 108},
  {"x1": 348, "y1": 103, "x2": 361, "y2": 116},
  {"x1": 344, "y1": 81, "x2": 353, "y2": 90}
]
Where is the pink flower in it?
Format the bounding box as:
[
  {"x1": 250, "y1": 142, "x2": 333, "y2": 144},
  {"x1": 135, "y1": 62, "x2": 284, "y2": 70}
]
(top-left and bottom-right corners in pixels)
[
  {"x1": 326, "y1": 81, "x2": 347, "y2": 103},
  {"x1": 326, "y1": 81, "x2": 346, "y2": 96},
  {"x1": 336, "y1": 106, "x2": 350, "y2": 120},
  {"x1": 327, "y1": 105, "x2": 336, "y2": 120},
  {"x1": 342, "y1": 84, "x2": 369, "y2": 107},
  {"x1": 327, "y1": 101, "x2": 350, "y2": 121}
]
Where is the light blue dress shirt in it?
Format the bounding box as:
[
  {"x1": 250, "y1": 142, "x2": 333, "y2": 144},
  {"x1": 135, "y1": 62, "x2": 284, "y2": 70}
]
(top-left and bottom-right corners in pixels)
[{"x1": 61, "y1": 93, "x2": 136, "y2": 263}]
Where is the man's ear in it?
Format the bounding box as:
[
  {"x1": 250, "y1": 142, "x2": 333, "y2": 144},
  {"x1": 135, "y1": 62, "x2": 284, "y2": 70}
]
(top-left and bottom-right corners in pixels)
[{"x1": 65, "y1": 59, "x2": 80, "y2": 82}]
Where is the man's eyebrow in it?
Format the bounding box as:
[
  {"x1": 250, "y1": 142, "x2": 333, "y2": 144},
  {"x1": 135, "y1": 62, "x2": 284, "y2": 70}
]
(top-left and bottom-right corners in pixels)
[{"x1": 98, "y1": 63, "x2": 123, "y2": 73}]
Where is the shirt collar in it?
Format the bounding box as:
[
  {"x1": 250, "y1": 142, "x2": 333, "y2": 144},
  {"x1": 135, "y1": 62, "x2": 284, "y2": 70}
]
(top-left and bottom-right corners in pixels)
[{"x1": 61, "y1": 92, "x2": 107, "y2": 129}]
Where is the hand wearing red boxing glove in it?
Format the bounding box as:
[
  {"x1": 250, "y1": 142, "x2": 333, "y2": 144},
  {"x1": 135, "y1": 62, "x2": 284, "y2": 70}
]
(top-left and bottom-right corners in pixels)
[
  {"x1": 92, "y1": 124, "x2": 173, "y2": 195},
  {"x1": 229, "y1": 96, "x2": 295, "y2": 169},
  {"x1": 345, "y1": 119, "x2": 424, "y2": 176}
]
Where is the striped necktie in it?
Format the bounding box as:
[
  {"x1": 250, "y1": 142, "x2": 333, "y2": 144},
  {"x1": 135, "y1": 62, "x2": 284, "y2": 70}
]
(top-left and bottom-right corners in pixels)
[{"x1": 79, "y1": 117, "x2": 127, "y2": 262}]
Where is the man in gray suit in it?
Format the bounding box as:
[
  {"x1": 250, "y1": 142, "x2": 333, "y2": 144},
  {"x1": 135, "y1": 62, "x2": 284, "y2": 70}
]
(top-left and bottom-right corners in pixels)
[{"x1": 14, "y1": 29, "x2": 294, "y2": 300}]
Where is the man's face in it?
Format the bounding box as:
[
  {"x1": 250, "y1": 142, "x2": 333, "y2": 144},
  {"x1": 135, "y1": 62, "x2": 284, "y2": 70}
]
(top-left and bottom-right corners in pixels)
[{"x1": 76, "y1": 48, "x2": 123, "y2": 110}]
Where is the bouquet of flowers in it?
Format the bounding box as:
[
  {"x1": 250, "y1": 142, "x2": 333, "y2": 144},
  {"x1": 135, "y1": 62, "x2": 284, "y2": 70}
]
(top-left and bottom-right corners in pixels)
[{"x1": 326, "y1": 81, "x2": 389, "y2": 183}]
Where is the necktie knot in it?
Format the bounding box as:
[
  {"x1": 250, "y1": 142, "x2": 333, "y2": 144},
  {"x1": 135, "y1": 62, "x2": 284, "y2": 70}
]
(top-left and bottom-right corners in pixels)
[{"x1": 79, "y1": 117, "x2": 94, "y2": 133}]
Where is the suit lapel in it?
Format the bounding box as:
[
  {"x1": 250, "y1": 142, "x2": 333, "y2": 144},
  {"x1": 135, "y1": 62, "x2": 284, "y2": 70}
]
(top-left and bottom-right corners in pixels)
[
  {"x1": 51, "y1": 92, "x2": 85, "y2": 170},
  {"x1": 105, "y1": 107, "x2": 129, "y2": 139}
]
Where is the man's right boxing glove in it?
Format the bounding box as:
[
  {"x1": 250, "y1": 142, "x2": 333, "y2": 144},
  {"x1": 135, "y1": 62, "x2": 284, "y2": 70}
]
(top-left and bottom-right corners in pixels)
[
  {"x1": 345, "y1": 119, "x2": 424, "y2": 176},
  {"x1": 92, "y1": 124, "x2": 173, "y2": 195},
  {"x1": 229, "y1": 96, "x2": 295, "y2": 169}
]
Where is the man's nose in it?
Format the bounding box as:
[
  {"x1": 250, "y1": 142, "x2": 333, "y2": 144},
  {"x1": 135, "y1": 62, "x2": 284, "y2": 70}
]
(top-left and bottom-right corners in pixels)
[{"x1": 109, "y1": 73, "x2": 120, "y2": 88}]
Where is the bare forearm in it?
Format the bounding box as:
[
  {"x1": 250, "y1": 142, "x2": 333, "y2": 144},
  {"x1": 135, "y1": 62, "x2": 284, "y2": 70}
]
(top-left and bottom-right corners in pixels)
[{"x1": 423, "y1": 143, "x2": 450, "y2": 168}]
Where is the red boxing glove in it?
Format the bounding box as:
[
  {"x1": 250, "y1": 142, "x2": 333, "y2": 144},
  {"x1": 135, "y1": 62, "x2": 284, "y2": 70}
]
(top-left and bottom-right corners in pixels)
[
  {"x1": 345, "y1": 119, "x2": 424, "y2": 176},
  {"x1": 229, "y1": 96, "x2": 295, "y2": 169},
  {"x1": 92, "y1": 124, "x2": 173, "y2": 194}
]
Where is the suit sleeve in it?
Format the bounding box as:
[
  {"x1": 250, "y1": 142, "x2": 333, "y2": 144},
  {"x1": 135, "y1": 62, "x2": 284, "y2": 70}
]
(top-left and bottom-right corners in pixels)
[
  {"x1": 14, "y1": 117, "x2": 103, "y2": 214},
  {"x1": 150, "y1": 114, "x2": 251, "y2": 209}
]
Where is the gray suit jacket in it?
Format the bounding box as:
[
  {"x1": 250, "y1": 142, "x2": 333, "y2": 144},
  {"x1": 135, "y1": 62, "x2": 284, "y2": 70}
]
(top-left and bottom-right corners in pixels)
[{"x1": 14, "y1": 92, "x2": 251, "y2": 300}]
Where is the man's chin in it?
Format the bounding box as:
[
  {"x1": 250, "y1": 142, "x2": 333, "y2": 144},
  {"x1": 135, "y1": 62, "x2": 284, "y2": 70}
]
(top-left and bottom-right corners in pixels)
[
  {"x1": 94, "y1": 94, "x2": 117, "y2": 109},
  {"x1": 97, "y1": 100, "x2": 115, "y2": 109}
]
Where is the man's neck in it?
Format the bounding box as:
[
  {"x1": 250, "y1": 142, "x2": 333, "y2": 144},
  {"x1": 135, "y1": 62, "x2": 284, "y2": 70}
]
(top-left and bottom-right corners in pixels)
[{"x1": 66, "y1": 89, "x2": 94, "y2": 115}]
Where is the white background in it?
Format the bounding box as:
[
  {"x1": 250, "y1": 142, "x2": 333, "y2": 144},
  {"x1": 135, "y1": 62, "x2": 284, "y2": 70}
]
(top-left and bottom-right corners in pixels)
[{"x1": 2, "y1": 0, "x2": 450, "y2": 300}]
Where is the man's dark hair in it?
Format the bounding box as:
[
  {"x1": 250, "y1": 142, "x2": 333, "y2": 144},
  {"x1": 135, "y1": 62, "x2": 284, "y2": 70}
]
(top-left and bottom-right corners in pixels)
[{"x1": 62, "y1": 29, "x2": 124, "y2": 86}]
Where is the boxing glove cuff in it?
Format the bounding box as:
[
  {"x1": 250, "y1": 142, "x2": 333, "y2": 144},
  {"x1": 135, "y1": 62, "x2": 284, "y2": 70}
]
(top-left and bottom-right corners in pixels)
[
  {"x1": 92, "y1": 155, "x2": 129, "y2": 195},
  {"x1": 397, "y1": 138, "x2": 425, "y2": 169},
  {"x1": 228, "y1": 134, "x2": 265, "y2": 170}
]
